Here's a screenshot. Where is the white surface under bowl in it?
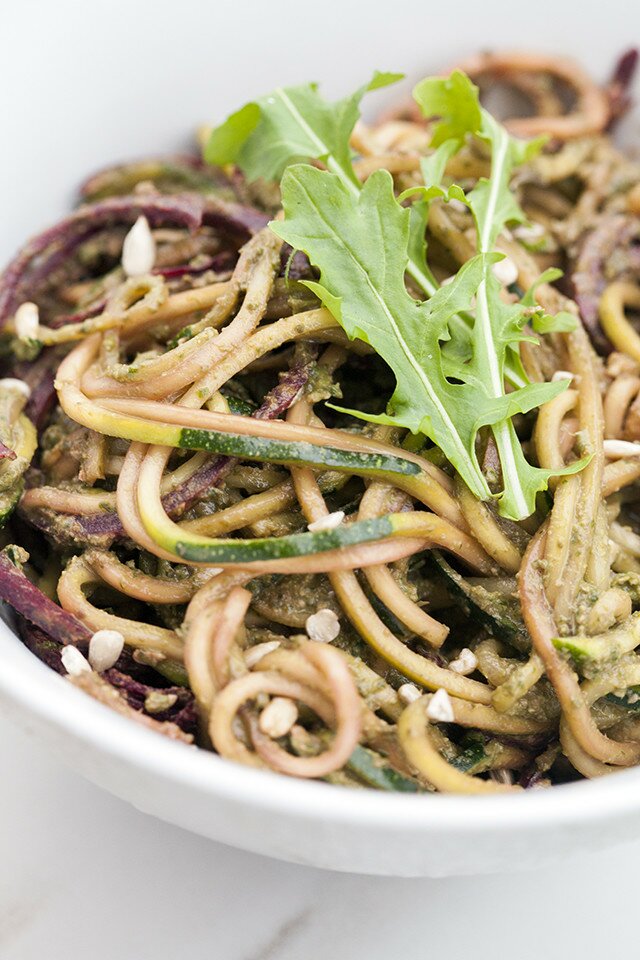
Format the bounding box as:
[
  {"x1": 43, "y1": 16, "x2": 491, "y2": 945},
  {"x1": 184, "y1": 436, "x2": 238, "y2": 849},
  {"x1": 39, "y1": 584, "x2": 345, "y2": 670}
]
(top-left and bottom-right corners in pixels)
[{"x1": 2, "y1": 0, "x2": 640, "y2": 877}]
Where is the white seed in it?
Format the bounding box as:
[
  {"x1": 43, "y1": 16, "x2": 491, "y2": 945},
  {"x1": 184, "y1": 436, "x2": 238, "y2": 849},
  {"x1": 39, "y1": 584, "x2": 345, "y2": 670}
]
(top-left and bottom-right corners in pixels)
[
  {"x1": 14, "y1": 302, "x2": 39, "y2": 340},
  {"x1": 258, "y1": 697, "x2": 299, "y2": 738},
  {"x1": 449, "y1": 647, "x2": 478, "y2": 676},
  {"x1": 122, "y1": 216, "x2": 156, "y2": 277},
  {"x1": 492, "y1": 256, "x2": 519, "y2": 286},
  {"x1": 305, "y1": 608, "x2": 340, "y2": 643},
  {"x1": 398, "y1": 682, "x2": 422, "y2": 704},
  {"x1": 603, "y1": 439, "x2": 640, "y2": 459},
  {"x1": 308, "y1": 510, "x2": 345, "y2": 533},
  {"x1": 551, "y1": 370, "x2": 576, "y2": 383},
  {"x1": 426, "y1": 688, "x2": 455, "y2": 723},
  {"x1": 513, "y1": 222, "x2": 546, "y2": 244},
  {"x1": 0, "y1": 378, "x2": 31, "y2": 399},
  {"x1": 244, "y1": 640, "x2": 281, "y2": 668},
  {"x1": 88, "y1": 629, "x2": 125, "y2": 672},
  {"x1": 61, "y1": 645, "x2": 92, "y2": 677}
]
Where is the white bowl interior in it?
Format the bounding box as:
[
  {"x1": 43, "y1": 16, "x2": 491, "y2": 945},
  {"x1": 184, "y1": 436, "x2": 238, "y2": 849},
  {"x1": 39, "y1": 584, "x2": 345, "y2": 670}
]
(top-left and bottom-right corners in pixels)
[{"x1": 2, "y1": 0, "x2": 640, "y2": 876}]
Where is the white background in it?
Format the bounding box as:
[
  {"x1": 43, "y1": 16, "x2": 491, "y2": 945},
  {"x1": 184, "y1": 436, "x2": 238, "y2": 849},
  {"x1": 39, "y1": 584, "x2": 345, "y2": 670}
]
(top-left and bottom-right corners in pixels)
[{"x1": 2, "y1": 711, "x2": 639, "y2": 960}]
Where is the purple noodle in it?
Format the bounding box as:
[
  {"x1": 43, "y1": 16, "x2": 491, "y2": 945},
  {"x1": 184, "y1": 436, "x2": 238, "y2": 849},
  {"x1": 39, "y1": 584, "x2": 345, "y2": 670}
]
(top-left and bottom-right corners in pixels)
[
  {"x1": 570, "y1": 214, "x2": 640, "y2": 353},
  {"x1": 203, "y1": 196, "x2": 269, "y2": 237},
  {"x1": 0, "y1": 552, "x2": 90, "y2": 644},
  {"x1": 48, "y1": 298, "x2": 108, "y2": 329},
  {"x1": 606, "y1": 48, "x2": 639, "y2": 129},
  {"x1": 27, "y1": 355, "x2": 316, "y2": 544},
  {"x1": 105, "y1": 669, "x2": 197, "y2": 734},
  {"x1": 10, "y1": 349, "x2": 60, "y2": 429},
  {"x1": 14, "y1": 226, "x2": 102, "y2": 310},
  {"x1": 0, "y1": 193, "x2": 204, "y2": 327},
  {"x1": 17, "y1": 618, "x2": 197, "y2": 734},
  {"x1": 153, "y1": 248, "x2": 238, "y2": 280},
  {"x1": 77, "y1": 153, "x2": 214, "y2": 200},
  {"x1": 25, "y1": 369, "x2": 57, "y2": 431},
  {"x1": 280, "y1": 244, "x2": 313, "y2": 281}
]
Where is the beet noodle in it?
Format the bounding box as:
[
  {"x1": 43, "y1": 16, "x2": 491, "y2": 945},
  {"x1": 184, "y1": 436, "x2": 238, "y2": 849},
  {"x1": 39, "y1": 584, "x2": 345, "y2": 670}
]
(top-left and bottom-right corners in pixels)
[{"x1": 3, "y1": 48, "x2": 640, "y2": 789}]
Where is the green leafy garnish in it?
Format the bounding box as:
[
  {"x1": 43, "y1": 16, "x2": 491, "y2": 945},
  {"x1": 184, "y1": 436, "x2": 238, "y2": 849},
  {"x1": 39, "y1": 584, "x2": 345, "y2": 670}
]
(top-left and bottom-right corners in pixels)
[
  {"x1": 272, "y1": 165, "x2": 583, "y2": 516},
  {"x1": 205, "y1": 72, "x2": 525, "y2": 390},
  {"x1": 206, "y1": 69, "x2": 589, "y2": 520},
  {"x1": 522, "y1": 267, "x2": 578, "y2": 334},
  {"x1": 205, "y1": 73, "x2": 450, "y2": 315},
  {"x1": 205, "y1": 72, "x2": 403, "y2": 187},
  {"x1": 273, "y1": 165, "x2": 496, "y2": 500},
  {"x1": 412, "y1": 71, "x2": 585, "y2": 518}
]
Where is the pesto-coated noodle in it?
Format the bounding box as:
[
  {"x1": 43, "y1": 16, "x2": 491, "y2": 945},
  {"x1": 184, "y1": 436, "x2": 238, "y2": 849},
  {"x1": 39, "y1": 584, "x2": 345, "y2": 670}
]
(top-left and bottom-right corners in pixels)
[{"x1": 3, "y1": 48, "x2": 640, "y2": 792}]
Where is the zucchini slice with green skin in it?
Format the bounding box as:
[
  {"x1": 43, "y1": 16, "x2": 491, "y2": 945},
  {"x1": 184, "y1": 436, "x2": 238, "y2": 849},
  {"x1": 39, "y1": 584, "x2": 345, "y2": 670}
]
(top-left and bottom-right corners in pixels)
[
  {"x1": 450, "y1": 735, "x2": 488, "y2": 774},
  {"x1": 607, "y1": 687, "x2": 640, "y2": 711},
  {"x1": 429, "y1": 552, "x2": 530, "y2": 652},
  {"x1": 553, "y1": 612, "x2": 640, "y2": 676},
  {"x1": 58, "y1": 382, "x2": 419, "y2": 479},
  {"x1": 134, "y1": 425, "x2": 415, "y2": 566},
  {"x1": 159, "y1": 512, "x2": 393, "y2": 564},
  {"x1": 178, "y1": 427, "x2": 418, "y2": 477},
  {"x1": 346, "y1": 745, "x2": 423, "y2": 792}
]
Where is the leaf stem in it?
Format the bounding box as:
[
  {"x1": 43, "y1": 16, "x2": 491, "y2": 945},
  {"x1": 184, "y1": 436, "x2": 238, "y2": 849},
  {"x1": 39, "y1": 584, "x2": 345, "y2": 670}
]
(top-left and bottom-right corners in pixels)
[
  {"x1": 474, "y1": 126, "x2": 531, "y2": 519},
  {"x1": 330, "y1": 155, "x2": 525, "y2": 389}
]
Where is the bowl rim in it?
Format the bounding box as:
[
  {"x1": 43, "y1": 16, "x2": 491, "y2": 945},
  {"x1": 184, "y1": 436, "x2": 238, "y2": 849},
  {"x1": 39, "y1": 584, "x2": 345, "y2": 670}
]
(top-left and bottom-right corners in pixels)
[{"x1": 3, "y1": 619, "x2": 640, "y2": 834}]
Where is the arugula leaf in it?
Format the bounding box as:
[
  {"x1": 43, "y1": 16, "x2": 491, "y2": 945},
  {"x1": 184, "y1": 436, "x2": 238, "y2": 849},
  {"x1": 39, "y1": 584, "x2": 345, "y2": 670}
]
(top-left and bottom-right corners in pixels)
[
  {"x1": 207, "y1": 69, "x2": 587, "y2": 520},
  {"x1": 272, "y1": 166, "x2": 492, "y2": 498},
  {"x1": 521, "y1": 268, "x2": 578, "y2": 334},
  {"x1": 415, "y1": 72, "x2": 482, "y2": 148},
  {"x1": 413, "y1": 71, "x2": 574, "y2": 519},
  {"x1": 521, "y1": 267, "x2": 564, "y2": 306},
  {"x1": 204, "y1": 73, "x2": 456, "y2": 317},
  {"x1": 204, "y1": 72, "x2": 524, "y2": 391},
  {"x1": 273, "y1": 164, "x2": 582, "y2": 506},
  {"x1": 532, "y1": 310, "x2": 578, "y2": 334},
  {"x1": 205, "y1": 72, "x2": 403, "y2": 188}
]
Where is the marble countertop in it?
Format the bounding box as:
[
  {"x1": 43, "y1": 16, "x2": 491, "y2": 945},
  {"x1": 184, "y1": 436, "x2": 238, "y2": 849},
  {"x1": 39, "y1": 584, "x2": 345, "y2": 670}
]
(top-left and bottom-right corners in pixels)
[{"x1": 2, "y1": 714, "x2": 637, "y2": 960}]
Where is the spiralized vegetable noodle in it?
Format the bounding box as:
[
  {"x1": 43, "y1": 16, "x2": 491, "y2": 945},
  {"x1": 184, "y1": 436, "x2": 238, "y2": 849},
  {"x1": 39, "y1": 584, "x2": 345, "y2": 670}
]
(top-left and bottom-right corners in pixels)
[{"x1": 2, "y1": 48, "x2": 640, "y2": 793}]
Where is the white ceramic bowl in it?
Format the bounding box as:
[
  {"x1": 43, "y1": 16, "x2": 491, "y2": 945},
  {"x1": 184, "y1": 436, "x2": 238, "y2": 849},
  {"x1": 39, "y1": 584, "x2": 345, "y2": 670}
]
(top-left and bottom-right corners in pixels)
[{"x1": 2, "y1": 0, "x2": 640, "y2": 877}]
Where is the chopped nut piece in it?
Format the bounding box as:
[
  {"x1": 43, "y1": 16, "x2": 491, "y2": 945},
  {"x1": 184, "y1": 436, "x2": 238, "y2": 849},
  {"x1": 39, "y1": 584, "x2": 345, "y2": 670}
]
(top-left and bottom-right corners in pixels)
[
  {"x1": 259, "y1": 697, "x2": 299, "y2": 738},
  {"x1": 305, "y1": 608, "x2": 340, "y2": 643},
  {"x1": 122, "y1": 216, "x2": 156, "y2": 277},
  {"x1": 449, "y1": 648, "x2": 478, "y2": 676},
  {"x1": 492, "y1": 256, "x2": 518, "y2": 286},
  {"x1": 308, "y1": 510, "x2": 345, "y2": 532},
  {"x1": 61, "y1": 645, "x2": 92, "y2": 677},
  {"x1": 426, "y1": 688, "x2": 455, "y2": 723},
  {"x1": 88, "y1": 629, "x2": 125, "y2": 672},
  {"x1": 14, "y1": 302, "x2": 39, "y2": 340}
]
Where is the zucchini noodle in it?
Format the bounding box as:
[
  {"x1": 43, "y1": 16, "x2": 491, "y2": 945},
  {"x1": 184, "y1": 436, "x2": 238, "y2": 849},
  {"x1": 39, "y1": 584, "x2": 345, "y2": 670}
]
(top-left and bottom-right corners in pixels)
[{"x1": 5, "y1": 47, "x2": 640, "y2": 793}]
